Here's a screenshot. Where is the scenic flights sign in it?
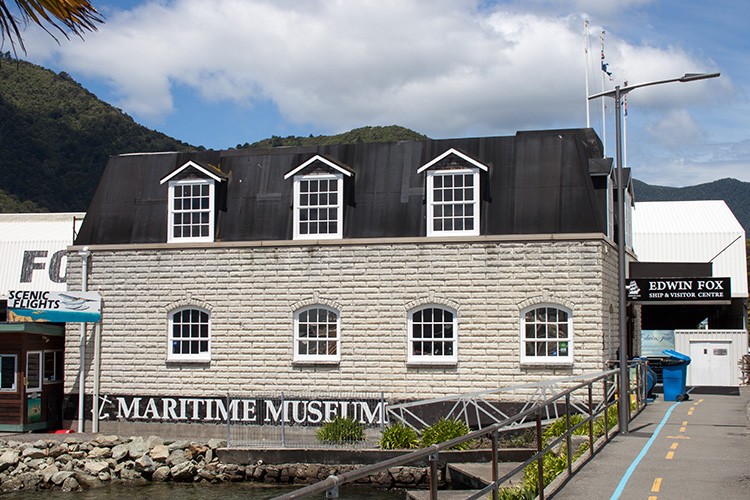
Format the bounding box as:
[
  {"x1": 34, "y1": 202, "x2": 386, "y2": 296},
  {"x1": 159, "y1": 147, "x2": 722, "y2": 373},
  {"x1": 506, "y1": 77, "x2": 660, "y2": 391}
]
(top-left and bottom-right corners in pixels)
[
  {"x1": 626, "y1": 277, "x2": 731, "y2": 303},
  {"x1": 7, "y1": 290, "x2": 101, "y2": 323}
]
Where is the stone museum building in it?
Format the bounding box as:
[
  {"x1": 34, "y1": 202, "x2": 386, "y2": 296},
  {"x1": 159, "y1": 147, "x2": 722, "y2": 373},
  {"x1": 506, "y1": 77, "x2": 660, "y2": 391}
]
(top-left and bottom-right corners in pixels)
[{"x1": 63, "y1": 129, "x2": 630, "y2": 432}]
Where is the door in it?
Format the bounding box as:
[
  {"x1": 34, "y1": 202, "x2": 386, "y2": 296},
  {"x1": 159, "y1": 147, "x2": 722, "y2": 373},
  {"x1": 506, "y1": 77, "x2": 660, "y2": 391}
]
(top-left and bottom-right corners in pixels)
[
  {"x1": 688, "y1": 341, "x2": 732, "y2": 386},
  {"x1": 25, "y1": 351, "x2": 43, "y2": 424}
]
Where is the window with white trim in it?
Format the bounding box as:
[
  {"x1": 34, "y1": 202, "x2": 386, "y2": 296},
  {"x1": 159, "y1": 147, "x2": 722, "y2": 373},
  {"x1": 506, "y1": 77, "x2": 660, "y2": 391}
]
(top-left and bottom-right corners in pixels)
[
  {"x1": 520, "y1": 305, "x2": 573, "y2": 364},
  {"x1": 26, "y1": 351, "x2": 42, "y2": 391},
  {"x1": 294, "y1": 306, "x2": 340, "y2": 362},
  {"x1": 624, "y1": 189, "x2": 633, "y2": 249},
  {"x1": 44, "y1": 350, "x2": 63, "y2": 383},
  {"x1": 426, "y1": 169, "x2": 480, "y2": 236},
  {"x1": 293, "y1": 173, "x2": 344, "y2": 239},
  {"x1": 606, "y1": 176, "x2": 615, "y2": 240},
  {"x1": 408, "y1": 305, "x2": 458, "y2": 364},
  {"x1": 0, "y1": 354, "x2": 17, "y2": 392},
  {"x1": 168, "y1": 307, "x2": 211, "y2": 362},
  {"x1": 167, "y1": 179, "x2": 215, "y2": 243}
]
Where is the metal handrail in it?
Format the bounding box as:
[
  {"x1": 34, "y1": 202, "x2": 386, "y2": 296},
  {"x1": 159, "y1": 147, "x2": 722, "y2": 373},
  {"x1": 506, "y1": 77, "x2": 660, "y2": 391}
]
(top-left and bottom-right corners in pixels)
[{"x1": 272, "y1": 363, "x2": 648, "y2": 500}]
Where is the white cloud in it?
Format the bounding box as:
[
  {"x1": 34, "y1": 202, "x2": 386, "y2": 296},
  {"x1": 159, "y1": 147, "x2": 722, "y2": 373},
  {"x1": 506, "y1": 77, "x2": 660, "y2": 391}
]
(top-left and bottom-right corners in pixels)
[{"x1": 20, "y1": 0, "x2": 746, "y2": 186}]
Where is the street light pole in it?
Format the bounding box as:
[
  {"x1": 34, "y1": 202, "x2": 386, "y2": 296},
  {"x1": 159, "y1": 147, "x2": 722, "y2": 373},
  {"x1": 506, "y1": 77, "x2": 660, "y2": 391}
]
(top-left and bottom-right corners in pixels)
[{"x1": 588, "y1": 72, "x2": 719, "y2": 435}]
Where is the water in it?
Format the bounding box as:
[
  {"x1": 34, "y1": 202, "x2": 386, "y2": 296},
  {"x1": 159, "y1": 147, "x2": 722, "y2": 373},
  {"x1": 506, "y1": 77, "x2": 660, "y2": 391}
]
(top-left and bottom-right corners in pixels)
[{"x1": 2, "y1": 482, "x2": 406, "y2": 499}]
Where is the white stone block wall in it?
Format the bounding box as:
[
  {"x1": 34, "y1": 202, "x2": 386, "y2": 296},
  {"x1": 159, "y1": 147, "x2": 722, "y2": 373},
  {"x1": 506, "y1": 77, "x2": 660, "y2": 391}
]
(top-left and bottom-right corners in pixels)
[{"x1": 64, "y1": 236, "x2": 620, "y2": 401}]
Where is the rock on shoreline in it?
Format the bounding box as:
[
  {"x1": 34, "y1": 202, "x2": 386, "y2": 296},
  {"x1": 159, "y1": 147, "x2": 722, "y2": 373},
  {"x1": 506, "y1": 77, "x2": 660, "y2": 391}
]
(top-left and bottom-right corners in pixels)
[{"x1": 0, "y1": 435, "x2": 432, "y2": 493}]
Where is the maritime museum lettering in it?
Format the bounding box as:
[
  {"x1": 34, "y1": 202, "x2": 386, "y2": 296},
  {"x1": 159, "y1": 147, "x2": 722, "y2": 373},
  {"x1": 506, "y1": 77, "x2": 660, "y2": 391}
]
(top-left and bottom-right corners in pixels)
[{"x1": 97, "y1": 395, "x2": 385, "y2": 425}]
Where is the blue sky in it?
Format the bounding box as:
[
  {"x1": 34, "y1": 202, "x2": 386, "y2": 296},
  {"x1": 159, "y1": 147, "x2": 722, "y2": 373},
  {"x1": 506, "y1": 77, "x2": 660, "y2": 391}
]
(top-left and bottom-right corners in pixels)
[{"x1": 15, "y1": 0, "x2": 750, "y2": 187}]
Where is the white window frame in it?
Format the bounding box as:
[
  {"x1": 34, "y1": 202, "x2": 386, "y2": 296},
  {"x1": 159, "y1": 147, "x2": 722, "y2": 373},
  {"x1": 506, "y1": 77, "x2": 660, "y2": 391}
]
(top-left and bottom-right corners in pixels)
[
  {"x1": 520, "y1": 304, "x2": 574, "y2": 366},
  {"x1": 293, "y1": 306, "x2": 341, "y2": 363},
  {"x1": 426, "y1": 168, "x2": 480, "y2": 237},
  {"x1": 26, "y1": 351, "x2": 42, "y2": 392},
  {"x1": 624, "y1": 189, "x2": 633, "y2": 249},
  {"x1": 43, "y1": 350, "x2": 64, "y2": 383},
  {"x1": 407, "y1": 305, "x2": 458, "y2": 365},
  {"x1": 0, "y1": 354, "x2": 17, "y2": 392},
  {"x1": 606, "y1": 176, "x2": 615, "y2": 240},
  {"x1": 292, "y1": 173, "x2": 344, "y2": 240},
  {"x1": 167, "y1": 178, "x2": 215, "y2": 243},
  {"x1": 167, "y1": 307, "x2": 211, "y2": 362}
]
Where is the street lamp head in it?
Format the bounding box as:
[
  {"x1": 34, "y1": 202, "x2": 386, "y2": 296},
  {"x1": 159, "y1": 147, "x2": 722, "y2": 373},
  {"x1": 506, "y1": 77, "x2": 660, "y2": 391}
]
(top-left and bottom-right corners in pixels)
[{"x1": 679, "y1": 72, "x2": 721, "y2": 82}]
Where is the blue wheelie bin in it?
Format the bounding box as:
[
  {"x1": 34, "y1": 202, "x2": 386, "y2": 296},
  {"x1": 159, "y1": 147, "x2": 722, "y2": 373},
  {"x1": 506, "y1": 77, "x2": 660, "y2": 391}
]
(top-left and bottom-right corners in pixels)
[{"x1": 661, "y1": 349, "x2": 691, "y2": 401}]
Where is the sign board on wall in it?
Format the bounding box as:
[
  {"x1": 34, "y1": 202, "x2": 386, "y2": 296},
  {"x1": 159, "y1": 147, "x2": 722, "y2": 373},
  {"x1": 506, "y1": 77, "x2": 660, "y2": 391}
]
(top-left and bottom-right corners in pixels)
[
  {"x1": 76, "y1": 394, "x2": 387, "y2": 426},
  {"x1": 7, "y1": 290, "x2": 101, "y2": 323},
  {"x1": 641, "y1": 330, "x2": 675, "y2": 357},
  {"x1": 626, "y1": 277, "x2": 731, "y2": 303}
]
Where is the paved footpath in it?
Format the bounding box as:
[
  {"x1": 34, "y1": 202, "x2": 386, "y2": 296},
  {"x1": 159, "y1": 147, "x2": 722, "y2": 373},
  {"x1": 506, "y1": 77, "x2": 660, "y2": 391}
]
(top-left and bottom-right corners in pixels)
[{"x1": 552, "y1": 387, "x2": 750, "y2": 500}]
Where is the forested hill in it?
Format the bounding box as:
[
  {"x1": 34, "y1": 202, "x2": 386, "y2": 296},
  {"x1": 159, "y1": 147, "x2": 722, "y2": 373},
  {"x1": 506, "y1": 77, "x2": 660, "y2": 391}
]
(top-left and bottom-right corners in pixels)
[
  {"x1": 1, "y1": 54, "x2": 748, "y2": 234},
  {"x1": 634, "y1": 178, "x2": 750, "y2": 234},
  {"x1": 237, "y1": 125, "x2": 428, "y2": 149},
  {"x1": 0, "y1": 53, "x2": 195, "y2": 212}
]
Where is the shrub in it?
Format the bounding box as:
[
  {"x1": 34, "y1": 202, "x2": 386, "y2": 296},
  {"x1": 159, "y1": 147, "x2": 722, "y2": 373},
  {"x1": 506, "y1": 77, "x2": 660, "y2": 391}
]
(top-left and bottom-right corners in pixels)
[
  {"x1": 315, "y1": 417, "x2": 365, "y2": 444},
  {"x1": 379, "y1": 422, "x2": 419, "y2": 450},
  {"x1": 419, "y1": 418, "x2": 474, "y2": 450}
]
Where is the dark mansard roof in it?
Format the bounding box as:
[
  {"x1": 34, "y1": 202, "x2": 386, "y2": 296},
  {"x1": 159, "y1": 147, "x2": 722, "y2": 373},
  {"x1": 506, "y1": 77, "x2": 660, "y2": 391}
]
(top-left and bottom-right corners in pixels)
[{"x1": 75, "y1": 128, "x2": 616, "y2": 245}]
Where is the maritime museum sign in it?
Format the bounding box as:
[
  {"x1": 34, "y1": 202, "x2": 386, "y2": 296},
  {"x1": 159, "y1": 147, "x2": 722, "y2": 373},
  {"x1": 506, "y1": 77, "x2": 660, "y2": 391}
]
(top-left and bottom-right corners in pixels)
[
  {"x1": 88, "y1": 394, "x2": 386, "y2": 426},
  {"x1": 626, "y1": 277, "x2": 731, "y2": 303}
]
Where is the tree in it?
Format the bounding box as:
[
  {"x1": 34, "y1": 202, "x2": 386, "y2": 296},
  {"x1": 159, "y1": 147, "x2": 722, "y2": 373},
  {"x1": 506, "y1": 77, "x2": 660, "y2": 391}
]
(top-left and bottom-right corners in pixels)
[{"x1": 0, "y1": 0, "x2": 102, "y2": 54}]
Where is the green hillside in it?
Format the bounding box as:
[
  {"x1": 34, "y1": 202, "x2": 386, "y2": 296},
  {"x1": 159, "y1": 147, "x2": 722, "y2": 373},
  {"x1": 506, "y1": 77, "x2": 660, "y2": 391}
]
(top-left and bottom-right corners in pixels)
[
  {"x1": 0, "y1": 53, "x2": 195, "y2": 212},
  {"x1": 237, "y1": 125, "x2": 428, "y2": 149},
  {"x1": 1, "y1": 54, "x2": 748, "y2": 235}
]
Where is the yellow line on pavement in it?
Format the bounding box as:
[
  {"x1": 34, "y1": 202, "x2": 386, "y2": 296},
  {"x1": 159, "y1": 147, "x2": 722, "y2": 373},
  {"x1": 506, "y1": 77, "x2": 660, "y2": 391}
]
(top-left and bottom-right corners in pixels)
[
  {"x1": 679, "y1": 426, "x2": 686, "y2": 432},
  {"x1": 651, "y1": 477, "x2": 662, "y2": 492},
  {"x1": 682, "y1": 421, "x2": 688, "y2": 426},
  {"x1": 648, "y1": 496, "x2": 658, "y2": 500},
  {"x1": 666, "y1": 435, "x2": 690, "y2": 439},
  {"x1": 666, "y1": 451, "x2": 675, "y2": 460},
  {"x1": 670, "y1": 442, "x2": 679, "y2": 450}
]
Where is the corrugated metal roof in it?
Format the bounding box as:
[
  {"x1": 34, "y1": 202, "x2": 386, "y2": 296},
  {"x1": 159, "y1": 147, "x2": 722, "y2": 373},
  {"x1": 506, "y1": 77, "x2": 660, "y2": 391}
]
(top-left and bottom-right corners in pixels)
[
  {"x1": 632, "y1": 201, "x2": 748, "y2": 297},
  {"x1": 0, "y1": 213, "x2": 85, "y2": 298}
]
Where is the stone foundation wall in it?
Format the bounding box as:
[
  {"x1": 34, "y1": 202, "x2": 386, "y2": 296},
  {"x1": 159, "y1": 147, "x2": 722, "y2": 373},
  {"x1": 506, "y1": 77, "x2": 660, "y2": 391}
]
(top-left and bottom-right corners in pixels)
[{"x1": 0, "y1": 434, "x2": 436, "y2": 493}]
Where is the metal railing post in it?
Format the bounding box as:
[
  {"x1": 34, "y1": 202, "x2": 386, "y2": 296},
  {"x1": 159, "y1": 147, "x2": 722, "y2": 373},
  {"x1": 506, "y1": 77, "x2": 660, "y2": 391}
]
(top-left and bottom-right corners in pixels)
[
  {"x1": 587, "y1": 383, "x2": 594, "y2": 457},
  {"x1": 428, "y1": 452, "x2": 439, "y2": 500},
  {"x1": 603, "y1": 377, "x2": 610, "y2": 442},
  {"x1": 536, "y1": 411, "x2": 545, "y2": 500},
  {"x1": 565, "y1": 394, "x2": 572, "y2": 475},
  {"x1": 491, "y1": 429, "x2": 499, "y2": 500}
]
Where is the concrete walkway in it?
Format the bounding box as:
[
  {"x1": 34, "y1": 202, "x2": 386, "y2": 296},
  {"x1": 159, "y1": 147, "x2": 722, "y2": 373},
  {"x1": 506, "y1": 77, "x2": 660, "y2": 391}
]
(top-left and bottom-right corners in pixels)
[{"x1": 552, "y1": 386, "x2": 750, "y2": 500}]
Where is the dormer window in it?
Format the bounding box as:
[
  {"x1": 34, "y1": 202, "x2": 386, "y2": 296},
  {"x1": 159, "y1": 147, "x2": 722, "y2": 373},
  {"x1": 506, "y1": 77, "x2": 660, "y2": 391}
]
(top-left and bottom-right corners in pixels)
[
  {"x1": 160, "y1": 160, "x2": 225, "y2": 243},
  {"x1": 284, "y1": 155, "x2": 353, "y2": 240},
  {"x1": 418, "y1": 148, "x2": 488, "y2": 237}
]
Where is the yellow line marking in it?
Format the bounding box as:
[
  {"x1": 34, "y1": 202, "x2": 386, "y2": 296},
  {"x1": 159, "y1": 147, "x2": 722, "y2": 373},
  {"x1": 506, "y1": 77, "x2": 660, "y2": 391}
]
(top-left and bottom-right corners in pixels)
[
  {"x1": 680, "y1": 426, "x2": 687, "y2": 432},
  {"x1": 687, "y1": 409, "x2": 694, "y2": 415},
  {"x1": 666, "y1": 435, "x2": 690, "y2": 439},
  {"x1": 652, "y1": 477, "x2": 663, "y2": 492},
  {"x1": 670, "y1": 442, "x2": 679, "y2": 450},
  {"x1": 682, "y1": 421, "x2": 688, "y2": 426},
  {"x1": 697, "y1": 398, "x2": 704, "y2": 403},
  {"x1": 648, "y1": 496, "x2": 658, "y2": 500},
  {"x1": 666, "y1": 451, "x2": 675, "y2": 460}
]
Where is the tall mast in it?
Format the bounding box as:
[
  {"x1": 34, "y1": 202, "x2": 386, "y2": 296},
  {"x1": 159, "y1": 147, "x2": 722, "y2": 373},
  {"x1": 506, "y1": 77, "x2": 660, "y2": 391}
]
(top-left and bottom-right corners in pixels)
[
  {"x1": 600, "y1": 31, "x2": 607, "y2": 157},
  {"x1": 584, "y1": 19, "x2": 591, "y2": 128}
]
